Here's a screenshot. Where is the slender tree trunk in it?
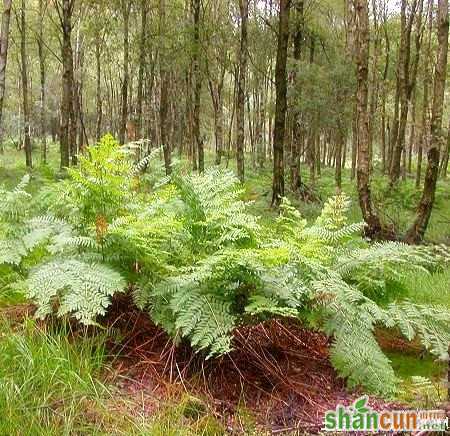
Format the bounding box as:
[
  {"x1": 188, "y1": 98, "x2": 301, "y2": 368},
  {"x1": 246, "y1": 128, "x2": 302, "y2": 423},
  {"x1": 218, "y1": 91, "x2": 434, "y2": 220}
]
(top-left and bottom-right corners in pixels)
[
  {"x1": 416, "y1": 1, "x2": 432, "y2": 188},
  {"x1": 19, "y1": 0, "x2": 31, "y2": 168},
  {"x1": 136, "y1": 0, "x2": 147, "y2": 140},
  {"x1": 408, "y1": 88, "x2": 417, "y2": 174},
  {"x1": 390, "y1": 0, "x2": 419, "y2": 185},
  {"x1": 335, "y1": 124, "x2": 344, "y2": 189},
  {"x1": 381, "y1": 5, "x2": 390, "y2": 174},
  {"x1": 119, "y1": 0, "x2": 130, "y2": 144},
  {"x1": 355, "y1": 0, "x2": 383, "y2": 239},
  {"x1": 208, "y1": 68, "x2": 224, "y2": 166},
  {"x1": 271, "y1": 0, "x2": 290, "y2": 206},
  {"x1": 95, "y1": 33, "x2": 102, "y2": 141},
  {"x1": 160, "y1": 0, "x2": 172, "y2": 174},
  {"x1": 290, "y1": 0, "x2": 304, "y2": 191},
  {"x1": 38, "y1": 0, "x2": 47, "y2": 162},
  {"x1": 191, "y1": 0, "x2": 203, "y2": 172},
  {"x1": 345, "y1": 0, "x2": 357, "y2": 181},
  {"x1": 368, "y1": 0, "x2": 381, "y2": 166},
  {"x1": 0, "y1": 0, "x2": 11, "y2": 154},
  {"x1": 236, "y1": 0, "x2": 248, "y2": 183},
  {"x1": 406, "y1": 0, "x2": 448, "y2": 243},
  {"x1": 57, "y1": 0, "x2": 75, "y2": 169}
]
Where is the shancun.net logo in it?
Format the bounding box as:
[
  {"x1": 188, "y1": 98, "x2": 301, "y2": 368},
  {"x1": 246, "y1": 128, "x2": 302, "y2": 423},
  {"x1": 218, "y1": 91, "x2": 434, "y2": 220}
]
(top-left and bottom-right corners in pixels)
[{"x1": 323, "y1": 396, "x2": 449, "y2": 432}]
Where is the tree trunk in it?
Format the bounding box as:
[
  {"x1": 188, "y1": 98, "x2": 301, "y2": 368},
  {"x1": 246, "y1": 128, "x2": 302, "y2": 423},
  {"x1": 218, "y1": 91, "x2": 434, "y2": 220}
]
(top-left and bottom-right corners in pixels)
[
  {"x1": 160, "y1": 0, "x2": 172, "y2": 174},
  {"x1": 95, "y1": 33, "x2": 102, "y2": 142},
  {"x1": 290, "y1": 0, "x2": 304, "y2": 192},
  {"x1": 0, "y1": 0, "x2": 11, "y2": 154},
  {"x1": 208, "y1": 67, "x2": 225, "y2": 166},
  {"x1": 354, "y1": 0, "x2": 383, "y2": 239},
  {"x1": 38, "y1": 0, "x2": 47, "y2": 162},
  {"x1": 408, "y1": 88, "x2": 417, "y2": 174},
  {"x1": 406, "y1": 0, "x2": 448, "y2": 244},
  {"x1": 390, "y1": 0, "x2": 420, "y2": 185},
  {"x1": 119, "y1": 0, "x2": 130, "y2": 145},
  {"x1": 136, "y1": 0, "x2": 147, "y2": 140},
  {"x1": 416, "y1": 0, "x2": 432, "y2": 188},
  {"x1": 381, "y1": 6, "x2": 390, "y2": 174},
  {"x1": 271, "y1": 0, "x2": 291, "y2": 207},
  {"x1": 236, "y1": 0, "x2": 248, "y2": 183},
  {"x1": 441, "y1": 117, "x2": 450, "y2": 178},
  {"x1": 345, "y1": 0, "x2": 357, "y2": 181},
  {"x1": 191, "y1": 0, "x2": 202, "y2": 172},
  {"x1": 335, "y1": 124, "x2": 344, "y2": 189},
  {"x1": 57, "y1": 0, "x2": 76, "y2": 169},
  {"x1": 19, "y1": 0, "x2": 32, "y2": 168}
]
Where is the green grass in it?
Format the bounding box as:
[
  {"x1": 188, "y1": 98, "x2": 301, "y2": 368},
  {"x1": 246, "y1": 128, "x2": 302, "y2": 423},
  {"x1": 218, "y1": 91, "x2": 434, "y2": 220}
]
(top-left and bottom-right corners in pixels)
[
  {"x1": 388, "y1": 352, "x2": 444, "y2": 380},
  {"x1": 388, "y1": 351, "x2": 447, "y2": 408},
  {"x1": 0, "y1": 315, "x2": 243, "y2": 435},
  {"x1": 0, "y1": 318, "x2": 111, "y2": 435},
  {"x1": 146, "y1": 396, "x2": 227, "y2": 436},
  {"x1": 402, "y1": 268, "x2": 450, "y2": 308}
]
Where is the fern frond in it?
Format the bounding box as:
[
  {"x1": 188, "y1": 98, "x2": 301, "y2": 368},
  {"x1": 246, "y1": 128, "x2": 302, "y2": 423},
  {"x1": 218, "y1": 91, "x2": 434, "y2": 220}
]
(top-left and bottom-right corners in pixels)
[
  {"x1": 0, "y1": 174, "x2": 32, "y2": 224},
  {"x1": 386, "y1": 301, "x2": 450, "y2": 359},
  {"x1": 27, "y1": 259, "x2": 126, "y2": 325}
]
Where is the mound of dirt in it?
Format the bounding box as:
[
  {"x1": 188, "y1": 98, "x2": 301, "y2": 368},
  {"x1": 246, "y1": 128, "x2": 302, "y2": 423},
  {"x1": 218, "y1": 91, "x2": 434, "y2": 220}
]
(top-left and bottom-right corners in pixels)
[{"x1": 105, "y1": 297, "x2": 401, "y2": 434}]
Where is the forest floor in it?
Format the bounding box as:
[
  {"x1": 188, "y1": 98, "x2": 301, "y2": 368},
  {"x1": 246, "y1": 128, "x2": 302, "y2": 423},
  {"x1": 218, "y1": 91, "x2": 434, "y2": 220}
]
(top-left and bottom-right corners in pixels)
[{"x1": 0, "y1": 145, "x2": 449, "y2": 434}]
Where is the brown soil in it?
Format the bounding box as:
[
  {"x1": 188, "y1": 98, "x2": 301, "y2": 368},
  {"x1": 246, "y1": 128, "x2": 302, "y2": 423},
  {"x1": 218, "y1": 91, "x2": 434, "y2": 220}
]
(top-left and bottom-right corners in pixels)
[{"x1": 104, "y1": 296, "x2": 401, "y2": 434}]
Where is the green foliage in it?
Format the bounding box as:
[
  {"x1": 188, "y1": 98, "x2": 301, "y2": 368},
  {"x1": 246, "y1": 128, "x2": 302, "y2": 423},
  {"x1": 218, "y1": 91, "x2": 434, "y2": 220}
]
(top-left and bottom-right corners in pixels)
[
  {"x1": 173, "y1": 168, "x2": 260, "y2": 253},
  {"x1": 2, "y1": 137, "x2": 137, "y2": 325},
  {"x1": 0, "y1": 174, "x2": 32, "y2": 225},
  {"x1": 2, "y1": 143, "x2": 449, "y2": 398},
  {"x1": 0, "y1": 175, "x2": 33, "y2": 265},
  {"x1": 0, "y1": 319, "x2": 108, "y2": 435},
  {"x1": 64, "y1": 134, "x2": 134, "y2": 228},
  {"x1": 28, "y1": 259, "x2": 126, "y2": 325},
  {"x1": 144, "y1": 188, "x2": 450, "y2": 396}
]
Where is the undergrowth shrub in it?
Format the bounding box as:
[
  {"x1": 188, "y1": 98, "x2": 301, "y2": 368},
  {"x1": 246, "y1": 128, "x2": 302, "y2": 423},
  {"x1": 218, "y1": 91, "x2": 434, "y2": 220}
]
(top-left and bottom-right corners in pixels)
[
  {"x1": 140, "y1": 190, "x2": 450, "y2": 395},
  {"x1": 2, "y1": 136, "x2": 449, "y2": 397}
]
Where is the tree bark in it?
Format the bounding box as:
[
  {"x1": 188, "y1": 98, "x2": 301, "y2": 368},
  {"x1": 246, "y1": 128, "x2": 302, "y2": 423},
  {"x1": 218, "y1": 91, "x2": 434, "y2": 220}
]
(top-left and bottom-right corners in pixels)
[
  {"x1": 191, "y1": 0, "x2": 202, "y2": 172},
  {"x1": 290, "y1": 0, "x2": 304, "y2": 191},
  {"x1": 56, "y1": 0, "x2": 76, "y2": 169},
  {"x1": 160, "y1": 0, "x2": 172, "y2": 174},
  {"x1": 37, "y1": 0, "x2": 47, "y2": 162},
  {"x1": 95, "y1": 32, "x2": 102, "y2": 142},
  {"x1": 18, "y1": 0, "x2": 32, "y2": 168},
  {"x1": 354, "y1": 0, "x2": 383, "y2": 239},
  {"x1": 335, "y1": 124, "x2": 344, "y2": 189},
  {"x1": 406, "y1": 0, "x2": 448, "y2": 243},
  {"x1": 119, "y1": 0, "x2": 130, "y2": 145},
  {"x1": 345, "y1": 0, "x2": 357, "y2": 181},
  {"x1": 416, "y1": 0, "x2": 433, "y2": 188},
  {"x1": 236, "y1": 0, "x2": 248, "y2": 183},
  {"x1": 271, "y1": 0, "x2": 291, "y2": 207},
  {"x1": 136, "y1": 0, "x2": 147, "y2": 141},
  {"x1": 208, "y1": 66, "x2": 225, "y2": 166},
  {"x1": 441, "y1": 117, "x2": 450, "y2": 178},
  {"x1": 0, "y1": 0, "x2": 12, "y2": 154},
  {"x1": 390, "y1": 0, "x2": 420, "y2": 185}
]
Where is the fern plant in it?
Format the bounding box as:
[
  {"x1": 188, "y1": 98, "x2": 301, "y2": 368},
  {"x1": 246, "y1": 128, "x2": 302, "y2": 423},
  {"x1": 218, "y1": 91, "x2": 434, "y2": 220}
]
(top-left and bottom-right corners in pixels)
[
  {"x1": 64, "y1": 134, "x2": 135, "y2": 229},
  {"x1": 6, "y1": 137, "x2": 135, "y2": 325},
  {"x1": 172, "y1": 168, "x2": 260, "y2": 254},
  {"x1": 16, "y1": 138, "x2": 182, "y2": 326},
  {"x1": 0, "y1": 175, "x2": 33, "y2": 266},
  {"x1": 140, "y1": 189, "x2": 450, "y2": 396},
  {"x1": 4, "y1": 151, "x2": 449, "y2": 398},
  {"x1": 27, "y1": 259, "x2": 126, "y2": 325}
]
